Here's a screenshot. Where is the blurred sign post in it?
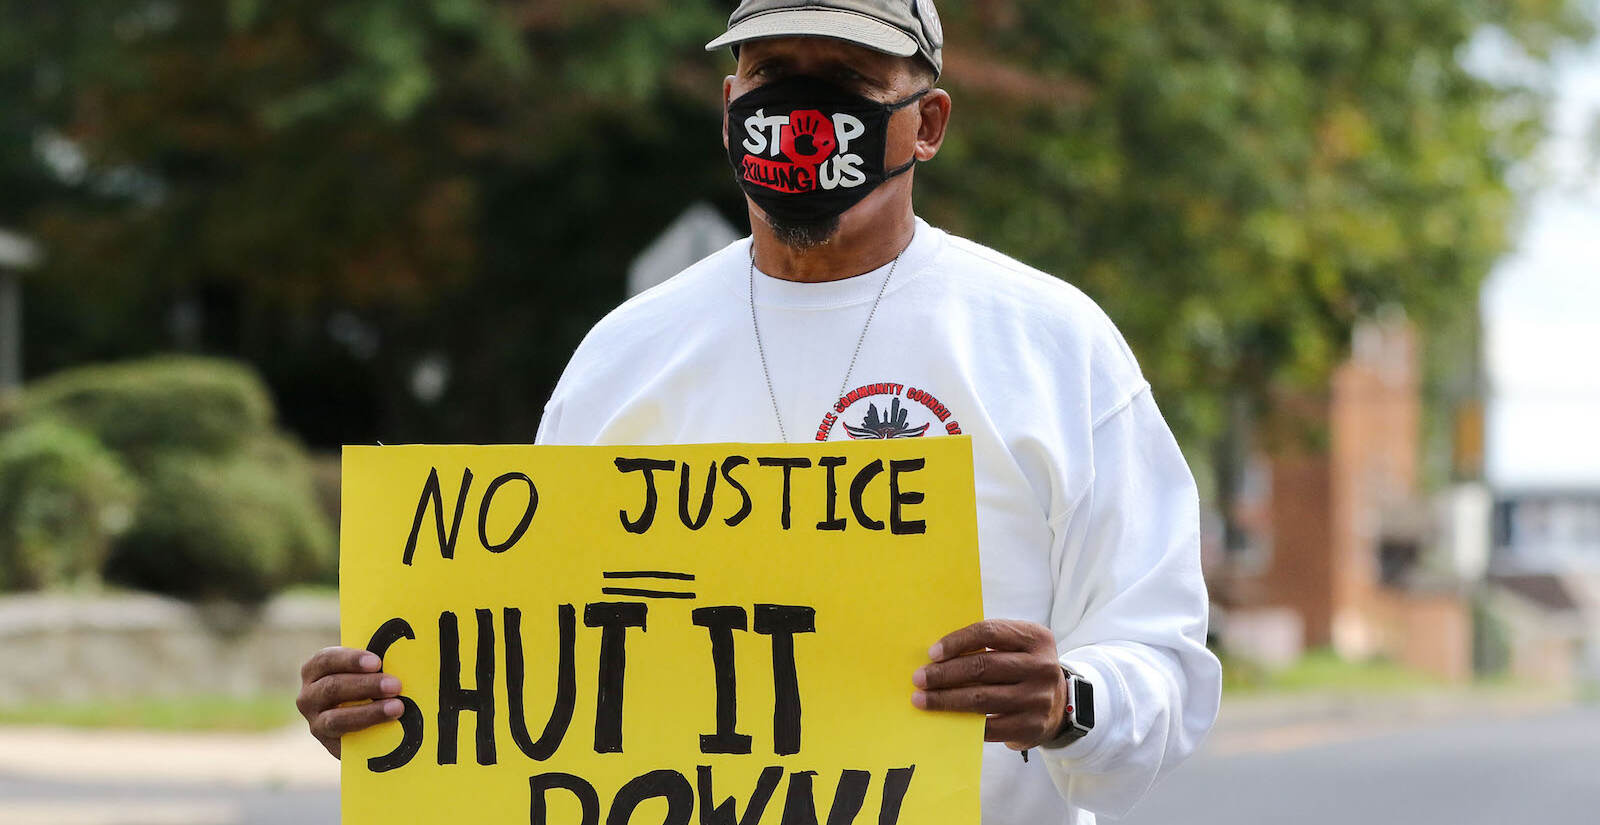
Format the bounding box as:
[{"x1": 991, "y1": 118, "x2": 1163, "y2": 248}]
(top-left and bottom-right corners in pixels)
[
  {"x1": 339, "y1": 439, "x2": 983, "y2": 825},
  {"x1": 626, "y1": 203, "x2": 739, "y2": 297},
  {"x1": 0, "y1": 228, "x2": 42, "y2": 395}
]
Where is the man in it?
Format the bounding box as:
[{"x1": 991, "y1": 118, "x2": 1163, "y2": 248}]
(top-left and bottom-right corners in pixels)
[{"x1": 298, "y1": 2, "x2": 1221, "y2": 822}]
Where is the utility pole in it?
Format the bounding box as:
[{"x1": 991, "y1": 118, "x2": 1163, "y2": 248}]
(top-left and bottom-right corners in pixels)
[{"x1": 0, "y1": 227, "x2": 42, "y2": 395}]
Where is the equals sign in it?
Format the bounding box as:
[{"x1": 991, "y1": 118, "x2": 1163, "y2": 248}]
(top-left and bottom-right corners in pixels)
[{"x1": 601, "y1": 570, "x2": 696, "y2": 600}]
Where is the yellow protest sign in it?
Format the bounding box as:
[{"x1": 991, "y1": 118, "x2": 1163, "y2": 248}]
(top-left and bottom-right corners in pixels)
[{"x1": 340, "y1": 438, "x2": 983, "y2": 824}]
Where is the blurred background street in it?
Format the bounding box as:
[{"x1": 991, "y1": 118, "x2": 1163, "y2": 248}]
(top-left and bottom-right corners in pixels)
[
  {"x1": 3, "y1": 1, "x2": 1600, "y2": 823},
  {"x1": 1125, "y1": 702, "x2": 1600, "y2": 825},
  {"x1": 3, "y1": 696, "x2": 1595, "y2": 824}
]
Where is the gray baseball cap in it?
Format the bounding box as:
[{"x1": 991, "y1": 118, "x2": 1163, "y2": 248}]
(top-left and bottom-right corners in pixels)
[{"x1": 705, "y1": 0, "x2": 945, "y2": 79}]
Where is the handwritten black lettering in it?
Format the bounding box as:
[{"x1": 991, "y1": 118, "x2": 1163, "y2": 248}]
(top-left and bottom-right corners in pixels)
[
  {"x1": 754, "y1": 605, "x2": 816, "y2": 755},
  {"x1": 437, "y1": 608, "x2": 497, "y2": 765},
  {"x1": 479, "y1": 472, "x2": 538, "y2": 552},
  {"x1": 757, "y1": 458, "x2": 812, "y2": 530},
  {"x1": 720, "y1": 457, "x2": 754, "y2": 527},
  {"x1": 849, "y1": 460, "x2": 885, "y2": 531},
  {"x1": 878, "y1": 766, "x2": 916, "y2": 825},
  {"x1": 506, "y1": 605, "x2": 575, "y2": 761},
  {"x1": 779, "y1": 770, "x2": 820, "y2": 825},
  {"x1": 693, "y1": 606, "x2": 752, "y2": 755},
  {"x1": 616, "y1": 458, "x2": 676, "y2": 534},
  {"x1": 679, "y1": 461, "x2": 718, "y2": 530},
  {"x1": 815, "y1": 457, "x2": 848, "y2": 531},
  {"x1": 608, "y1": 769, "x2": 693, "y2": 825},
  {"x1": 697, "y1": 765, "x2": 782, "y2": 825},
  {"x1": 826, "y1": 770, "x2": 872, "y2": 825},
  {"x1": 364, "y1": 618, "x2": 423, "y2": 773},
  {"x1": 529, "y1": 772, "x2": 599, "y2": 825},
  {"x1": 584, "y1": 602, "x2": 648, "y2": 753},
  {"x1": 887, "y1": 459, "x2": 927, "y2": 535},
  {"x1": 402, "y1": 467, "x2": 473, "y2": 565}
]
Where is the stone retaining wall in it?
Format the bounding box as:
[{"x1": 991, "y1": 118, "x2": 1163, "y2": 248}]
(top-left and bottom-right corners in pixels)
[{"x1": 0, "y1": 592, "x2": 338, "y2": 705}]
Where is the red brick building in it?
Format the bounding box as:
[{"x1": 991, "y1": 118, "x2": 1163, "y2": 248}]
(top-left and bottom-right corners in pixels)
[{"x1": 1209, "y1": 316, "x2": 1473, "y2": 681}]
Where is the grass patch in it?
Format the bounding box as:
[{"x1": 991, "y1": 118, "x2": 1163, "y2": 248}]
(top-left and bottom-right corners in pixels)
[
  {"x1": 0, "y1": 693, "x2": 300, "y2": 731},
  {"x1": 1222, "y1": 648, "x2": 1445, "y2": 695},
  {"x1": 279, "y1": 582, "x2": 338, "y2": 597}
]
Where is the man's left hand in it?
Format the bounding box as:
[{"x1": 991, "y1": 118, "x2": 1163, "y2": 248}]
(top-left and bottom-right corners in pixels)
[{"x1": 912, "y1": 619, "x2": 1068, "y2": 750}]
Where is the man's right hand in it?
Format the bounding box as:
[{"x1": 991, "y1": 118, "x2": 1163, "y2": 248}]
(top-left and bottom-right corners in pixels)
[{"x1": 297, "y1": 646, "x2": 405, "y2": 758}]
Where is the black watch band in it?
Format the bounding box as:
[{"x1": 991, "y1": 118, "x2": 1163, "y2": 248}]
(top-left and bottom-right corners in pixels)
[{"x1": 1041, "y1": 666, "x2": 1095, "y2": 748}]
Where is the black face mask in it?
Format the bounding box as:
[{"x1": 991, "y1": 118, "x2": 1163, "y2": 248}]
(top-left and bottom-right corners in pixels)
[{"x1": 726, "y1": 75, "x2": 928, "y2": 226}]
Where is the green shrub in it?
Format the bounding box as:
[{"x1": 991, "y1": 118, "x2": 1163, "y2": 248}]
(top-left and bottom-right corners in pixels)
[
  {"x1": 7, "y1": 356, "x2": 337, "y2": 602},
  {"x1": 104, "y1": 434, "x2": 335, "y2": 604},
  {"x1": 0, "y1": 419, "x2": 137, "y2": 590},
  {"x1": 21, "y1": 356, "x2": 275, "y2": 463}
]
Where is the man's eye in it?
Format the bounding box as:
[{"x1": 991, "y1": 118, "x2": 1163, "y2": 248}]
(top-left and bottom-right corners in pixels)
[{"x1": 836, "y1": 71, "x2": 876, "y2": 92}]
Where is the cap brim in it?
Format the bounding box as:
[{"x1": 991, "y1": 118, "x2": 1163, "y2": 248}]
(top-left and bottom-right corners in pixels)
[{"x1": 705, "y1": 9, "x2": 918, "y2": 57}]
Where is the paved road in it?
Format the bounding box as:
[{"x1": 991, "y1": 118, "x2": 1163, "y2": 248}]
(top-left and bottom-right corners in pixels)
[
  {"x1": 1122, "y1": 703, "x2": 1600, "y2": 825},
  {"x1": 3, "y1": 704, "x2": 1596, "y2": 824}
]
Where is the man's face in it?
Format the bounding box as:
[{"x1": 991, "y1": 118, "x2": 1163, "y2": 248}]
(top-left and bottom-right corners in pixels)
[{"x1": 724, "y1": 37, "x2": 934, "y2": 249}]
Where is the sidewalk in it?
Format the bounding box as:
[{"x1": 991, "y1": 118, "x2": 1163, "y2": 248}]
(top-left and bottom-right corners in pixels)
[
  {"x1": 1203, "y1": 685, "x2": 1575, "y2": 756},
  {"x1": 0, "y1": 724, "x2": 337, "y2": 789}
]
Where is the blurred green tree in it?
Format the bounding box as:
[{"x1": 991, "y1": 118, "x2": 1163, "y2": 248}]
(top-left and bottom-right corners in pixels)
[
  {"x1": 4, "y1": 0, "x2": 735, "y2": 444},
  {"x1": 924, "y1": 0, "x2": 1590, "y2": 445},
  {"x1": 1, "y1": 1, "x2": 1591, "y2": 472}
]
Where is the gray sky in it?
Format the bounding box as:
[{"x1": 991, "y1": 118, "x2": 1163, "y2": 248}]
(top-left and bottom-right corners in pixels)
[{"x1": 1482, "y1": 37, "x2": 1600, "y2": 489}]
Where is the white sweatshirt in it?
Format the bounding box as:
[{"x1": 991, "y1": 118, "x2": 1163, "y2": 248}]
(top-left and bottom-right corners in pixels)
[{"x1": 536, "y1": 218, "x2": 1221, "y2": 824}]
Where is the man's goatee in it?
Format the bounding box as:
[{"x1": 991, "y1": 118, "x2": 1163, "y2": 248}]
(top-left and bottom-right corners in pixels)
[{"x1": 766, "y1": 214, "x2": 841, "y2": 250}]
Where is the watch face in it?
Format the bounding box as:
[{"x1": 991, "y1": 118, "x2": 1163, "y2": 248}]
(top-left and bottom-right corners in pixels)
[{"x1": 1075, "y1": 679, "x2": 1095, "y2": 729}]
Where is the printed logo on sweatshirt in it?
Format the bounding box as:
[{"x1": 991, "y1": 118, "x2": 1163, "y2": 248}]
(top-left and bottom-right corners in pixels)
[{"x1": 814, "y1": 381, "x2": 962, "y2": 442}]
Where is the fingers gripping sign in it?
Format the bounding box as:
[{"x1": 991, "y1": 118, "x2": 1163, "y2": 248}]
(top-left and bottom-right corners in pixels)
[
  {"x1": 297, "y1": 646, "x2": 406, "y2": 759},
  {"x1": 910, "y1": 619, "x2": 1069, "y2": 750}
]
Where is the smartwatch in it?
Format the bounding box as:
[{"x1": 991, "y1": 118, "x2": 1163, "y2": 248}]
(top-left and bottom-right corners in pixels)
[{"x1": 1042, "y1": 666, "x2": 1095, "y2": 748}]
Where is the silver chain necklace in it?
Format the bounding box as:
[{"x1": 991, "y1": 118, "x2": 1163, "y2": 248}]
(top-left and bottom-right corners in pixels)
[{"x1": 748, "y1": 248, "x2": 904, "y2": 442}]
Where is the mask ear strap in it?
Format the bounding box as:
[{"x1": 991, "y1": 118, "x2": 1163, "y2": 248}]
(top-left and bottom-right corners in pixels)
[
  {"x1": 888, "y1": 87, "x2": 932, "y2": 111},
  {"x1": 883, "y1": 88, "x2": 932, "y2": 179}
]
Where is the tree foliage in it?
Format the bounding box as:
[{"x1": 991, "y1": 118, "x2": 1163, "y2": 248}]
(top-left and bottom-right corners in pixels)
[
  {"x1": 2, "y1": 0, "x2": 1591, "y2": 455},
  {"x1": 923, "y1": 0, "x2": 1590, "y2": 443}
]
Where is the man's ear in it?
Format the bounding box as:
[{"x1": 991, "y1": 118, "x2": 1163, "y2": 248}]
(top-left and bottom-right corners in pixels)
[
  {"x1": 722, "y1": 76, "x2": 735, "y2": 152},
  {"x1": 914, "y1": 88, "x2": 951, "y2": 161}
]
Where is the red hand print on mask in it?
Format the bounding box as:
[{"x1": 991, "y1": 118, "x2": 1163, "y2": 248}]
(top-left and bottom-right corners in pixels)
[{"x1": 780, "y1": 109, "x2": 838, "y2": 166}]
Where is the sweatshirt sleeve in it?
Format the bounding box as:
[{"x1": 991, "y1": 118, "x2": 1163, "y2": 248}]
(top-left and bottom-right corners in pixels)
[
  {"x1": 534, "y1": 399, "x2": 563, "y2": 446},
  {"x1": 1037, "y1": 385, "x2": 1222, "y2": 819}
]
